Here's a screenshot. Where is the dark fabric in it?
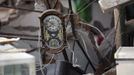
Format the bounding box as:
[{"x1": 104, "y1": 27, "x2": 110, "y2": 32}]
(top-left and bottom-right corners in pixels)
[{"x1": 126, "y1": 4, "x2": 134, "y2": 20}]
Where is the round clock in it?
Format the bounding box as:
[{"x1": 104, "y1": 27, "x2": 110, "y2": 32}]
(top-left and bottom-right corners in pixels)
[
  {"x1": 44, "y1": 15, "x2": 62, "y2": 32},
  {"x1": 40, "y1": 9, "x2": 66, "y2": 54}
]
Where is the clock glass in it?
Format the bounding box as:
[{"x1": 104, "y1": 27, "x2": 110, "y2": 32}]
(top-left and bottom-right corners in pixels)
[{"x1": 44, "y1": 15, "x2": 61, "y2": 32}]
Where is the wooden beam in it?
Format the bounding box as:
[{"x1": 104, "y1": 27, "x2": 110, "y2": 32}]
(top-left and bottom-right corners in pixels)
[{"x1": 114, "y1": 8, "x2": 121, "y2": 49}]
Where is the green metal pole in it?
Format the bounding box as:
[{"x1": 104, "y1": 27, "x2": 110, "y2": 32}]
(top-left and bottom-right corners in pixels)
[{"x1": 73, "y1": 0, "x2": 92, "y2": 22}]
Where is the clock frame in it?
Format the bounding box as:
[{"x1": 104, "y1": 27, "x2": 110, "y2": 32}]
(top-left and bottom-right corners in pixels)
[{"x1": 39, "y1": 9, "x2": 66, "y2": 54}]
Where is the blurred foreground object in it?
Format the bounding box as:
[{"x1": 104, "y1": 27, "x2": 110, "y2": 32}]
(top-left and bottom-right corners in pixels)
[
  {"x1": 0, "y1": 0, "x2": 5, "y2": 4},
  {"x1": 115, "y1": 47, "x2": 134, "y2": 75},
  {"x1": 0, "y1": 53, "x2": 35, "y2": 75}
]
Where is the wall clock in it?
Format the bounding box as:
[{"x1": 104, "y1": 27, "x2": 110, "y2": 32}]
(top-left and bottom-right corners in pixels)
[{"x1": 39, "y1": 9, "x2": 66, "y2": 54}]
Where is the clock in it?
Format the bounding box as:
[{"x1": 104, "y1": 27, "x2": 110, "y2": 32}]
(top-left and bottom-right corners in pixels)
[
  {"x1": 44, "y1": 15, "x2": 61, "y2": 32},
  {"x1": 39, "y1": 9, "x2": 66, "y2": 54}
]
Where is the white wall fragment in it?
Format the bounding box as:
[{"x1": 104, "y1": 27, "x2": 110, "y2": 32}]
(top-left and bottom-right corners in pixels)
[{"x1": 99, "y1": 0, "x2": 130, "y2": 13}]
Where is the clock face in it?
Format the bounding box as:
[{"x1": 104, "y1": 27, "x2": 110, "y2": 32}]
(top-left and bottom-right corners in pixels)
[
  {"x1": 43, "y1": 15, "x2": 62, "y2": 32},
  {"x1": 43, "y1": 15, "x2": 64, "y2": 50}
]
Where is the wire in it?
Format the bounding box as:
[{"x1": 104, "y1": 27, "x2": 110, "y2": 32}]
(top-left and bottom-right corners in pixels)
[
  {"x1": 68, "y1": 0, "x2": 96, "y2": 72},
  {"x1": 79, "y1": 21, "x2": 105, "y2": 38},
  {"x1": 76, "y1": 0, "x2": 96, "y2": 14},
  {"x1": 53, "y1": 0, "x2": 58, "y2": 9},
  {"x1": 65, "y1": 10, "x2": 71, "y2": 27},
  {"x1": 45, "y1": 0, "x2": 59, "y2": 9},
  {"x1": 72, "y1": 40, "x2": 75, "y2": 51},
  {"x1": 45, "y1": 0, "x2": 51, "y2": 9},
  {"x1": 77, "y1": 31, "x2": 90, "y2": 58},
  {"x1": 77, "y1": 31, "x2": 93, "y2": 71},
  {"x1": 36, "y1": 54, "x2": 55, "y2": 71},
  {"x1": 37, "y1": 27, "x2": 45, "y2": 75},
  {"x1": 76, "y1": 0, "x2": 92, "y2": 11},
  {"x1": 36, "y1": 27, "x2": 55, "y2": 74},
  {"x1": 67, "y1": 41, "x2": 74, "y2": 63},
  {"x1": 66, "y1": 40, "x2": 79, "y2": 66},
  {"x1": 72, "y1": 40, "x2": 75, "y2": 64}
]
